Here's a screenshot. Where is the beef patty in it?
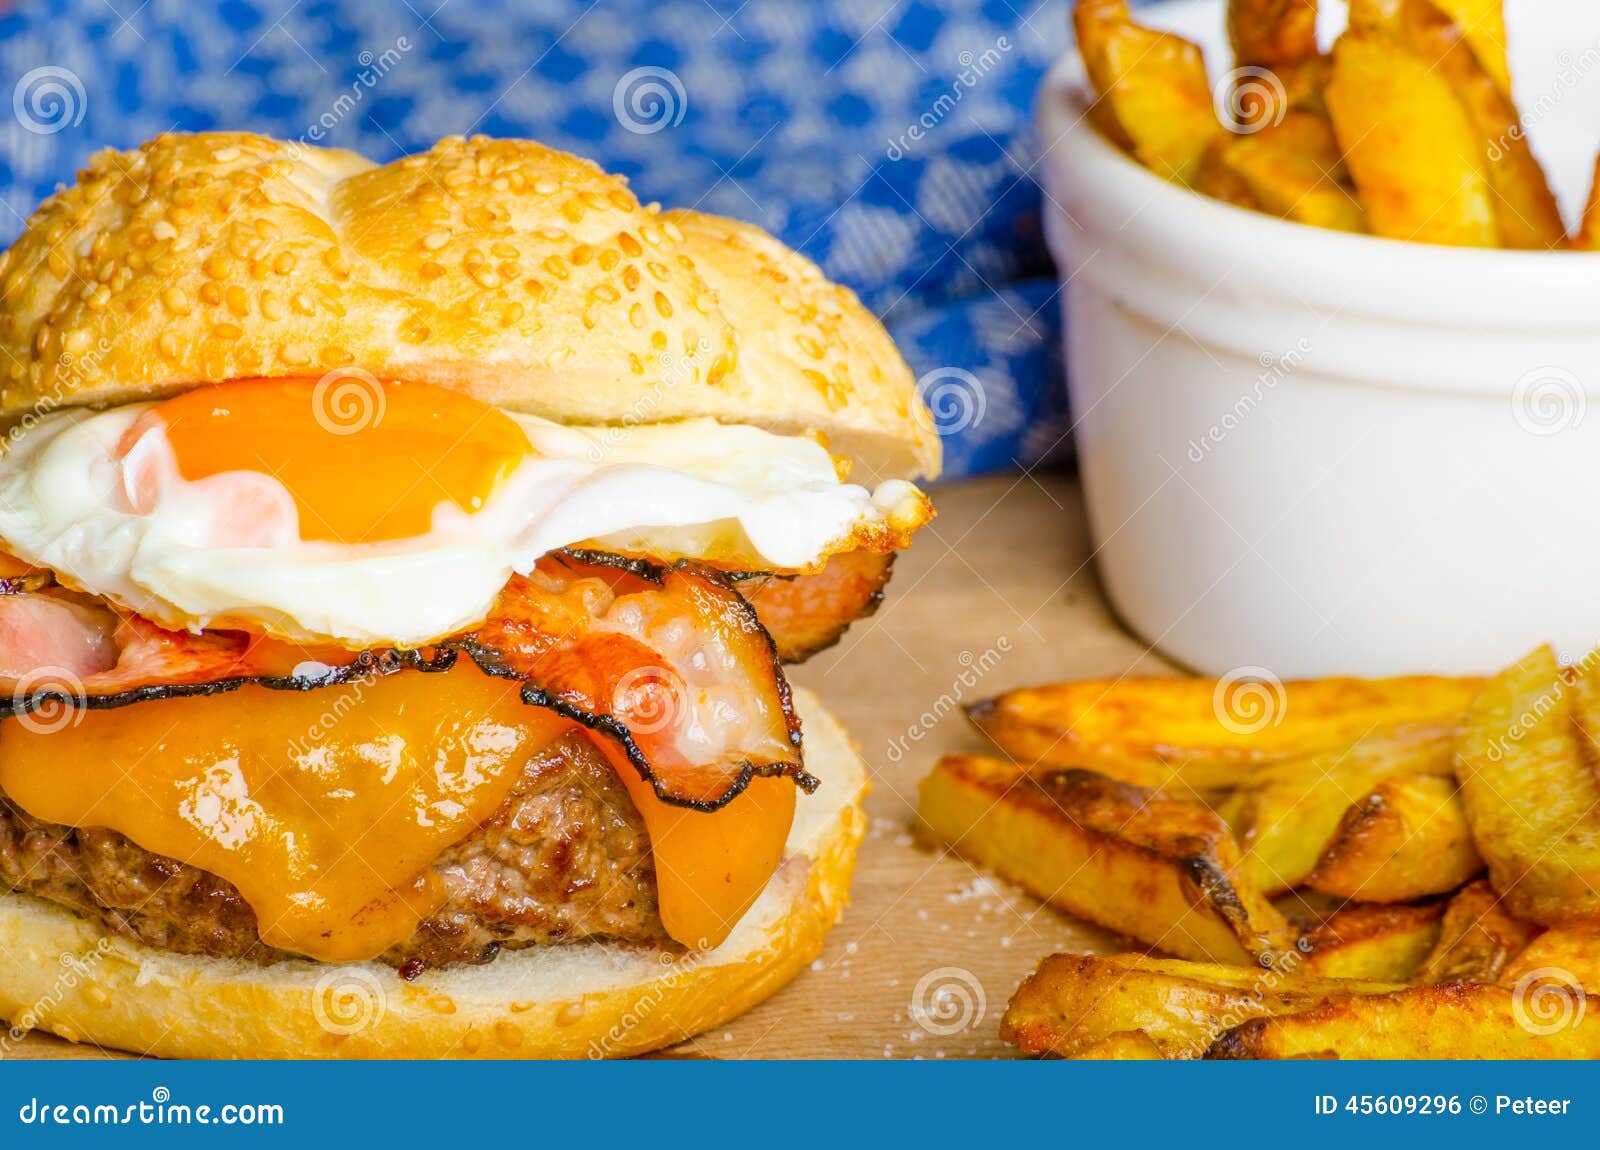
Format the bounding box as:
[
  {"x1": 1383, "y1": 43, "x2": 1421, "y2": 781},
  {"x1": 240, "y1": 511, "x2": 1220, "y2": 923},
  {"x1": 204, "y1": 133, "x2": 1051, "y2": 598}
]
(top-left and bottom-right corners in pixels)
[{"x1": 0, "y1": 730, "x2": 666, "y2": 972}]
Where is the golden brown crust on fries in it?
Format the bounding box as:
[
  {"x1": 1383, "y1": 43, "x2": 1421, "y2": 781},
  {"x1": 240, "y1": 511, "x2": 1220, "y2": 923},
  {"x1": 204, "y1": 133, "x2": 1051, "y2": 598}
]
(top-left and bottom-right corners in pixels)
[
  {"x1": 1003, "y1": 952, "x2": 1402, "y2": 1059},
  {"x1": 917, "y1": 755, "x2": 1293, "y2": 965},
  {"x1": 1458, "y1": 647, "x2": 1600, "y2": 926},
  {"x1": 966, "y1": 674, "x2": 1476, "y2": 792},
  {"x1": 1304, "y1": 773, "x2": 1482, "y2": 901},
  {"x1": 1298, "y1": 901, "x2": 1446, "y2": 981}
]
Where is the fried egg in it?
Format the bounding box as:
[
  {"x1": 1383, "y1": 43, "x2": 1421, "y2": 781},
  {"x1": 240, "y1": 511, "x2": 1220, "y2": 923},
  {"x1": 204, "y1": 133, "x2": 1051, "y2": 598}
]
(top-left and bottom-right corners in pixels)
[{"x1": 0, "y1": 379, "x2": 929, "y2": 647}]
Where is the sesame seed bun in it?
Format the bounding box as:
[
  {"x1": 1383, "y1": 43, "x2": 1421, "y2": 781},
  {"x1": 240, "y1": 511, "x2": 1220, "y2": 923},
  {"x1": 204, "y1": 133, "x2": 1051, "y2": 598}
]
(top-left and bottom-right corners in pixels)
[
  {"x1": 0, "y1": 686, "x2": 865, "y2": 1060},
  {"x1": 0, "y1": 132, "x2": 939, "y2": 481}
]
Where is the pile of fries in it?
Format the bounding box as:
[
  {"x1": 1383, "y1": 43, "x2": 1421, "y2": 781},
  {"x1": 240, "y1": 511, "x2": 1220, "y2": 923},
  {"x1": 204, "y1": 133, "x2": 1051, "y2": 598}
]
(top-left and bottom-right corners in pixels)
[
  {"x1": 1074, "y1": 0, "x2": 1600, "y2": 249},
  {"x1": 916, "y1": 646, "x2": 1600, "y2": 1058}
]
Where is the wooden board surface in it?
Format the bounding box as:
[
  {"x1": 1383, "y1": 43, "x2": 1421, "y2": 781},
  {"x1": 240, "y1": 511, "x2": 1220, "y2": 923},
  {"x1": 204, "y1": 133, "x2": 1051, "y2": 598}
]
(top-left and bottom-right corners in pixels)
[{"x1": 6, "y1": 473, "x2": 1172, "y2": 1060}]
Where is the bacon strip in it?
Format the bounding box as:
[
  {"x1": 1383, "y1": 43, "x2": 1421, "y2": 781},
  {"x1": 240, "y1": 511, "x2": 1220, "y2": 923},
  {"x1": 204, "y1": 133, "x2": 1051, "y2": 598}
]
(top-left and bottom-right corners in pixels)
[
  {"x1": 737, "y1": 551, "x2": 894, "y2": 663},
  {"x1": 0, "y1": 595, "x2": 444, "y2": 720},
  {"x1": 458, "y1": 552, "x2": 808, "y2": 810},
  {"x1": 0, "y1": 551, "x2": 806, "y2": 812}
]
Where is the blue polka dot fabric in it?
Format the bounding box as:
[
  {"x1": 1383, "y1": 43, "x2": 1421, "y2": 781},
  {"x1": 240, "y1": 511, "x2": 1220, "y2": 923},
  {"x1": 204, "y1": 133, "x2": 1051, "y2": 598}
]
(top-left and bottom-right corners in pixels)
[{"x1": 0, "y1": 0, "x2": 1079, "y2": 478}]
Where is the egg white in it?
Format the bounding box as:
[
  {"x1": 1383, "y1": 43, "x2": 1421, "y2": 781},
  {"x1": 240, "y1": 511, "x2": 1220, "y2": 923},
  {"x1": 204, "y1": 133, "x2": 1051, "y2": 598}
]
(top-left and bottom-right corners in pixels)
[{"x1": 0, "y1": 404, "x2": 926, "y2": 647}]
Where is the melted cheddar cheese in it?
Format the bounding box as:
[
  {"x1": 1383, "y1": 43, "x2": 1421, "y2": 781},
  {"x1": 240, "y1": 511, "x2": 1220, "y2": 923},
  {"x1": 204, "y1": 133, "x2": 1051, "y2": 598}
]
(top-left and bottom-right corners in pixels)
[
  {"x1": 0, "y1": 666, "x2": 569, "y2": 962},
  {"x1": 0, "y1": 663, "x2": 796, "y2": 959}
]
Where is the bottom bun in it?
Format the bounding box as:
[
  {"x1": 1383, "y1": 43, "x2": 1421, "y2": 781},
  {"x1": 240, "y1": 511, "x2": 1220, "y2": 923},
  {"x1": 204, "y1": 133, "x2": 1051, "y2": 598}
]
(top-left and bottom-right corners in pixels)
[{"x1": 0, "y1": 686, "x2": 866, "y2": 1059}]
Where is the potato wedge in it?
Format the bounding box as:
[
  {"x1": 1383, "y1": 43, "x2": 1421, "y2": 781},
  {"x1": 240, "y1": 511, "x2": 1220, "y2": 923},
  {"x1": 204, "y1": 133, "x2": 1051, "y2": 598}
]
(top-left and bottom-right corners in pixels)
[
  {"x1": 1229, "y1": 726, "x2": 1458, "y2": 894},
  {"x1": 1219, "y1": 121, "x2": 1366, "y2": 232},
  {"x1": 1003, "y1": 952, "x2": 1403, "y2": 1059},
  {"x1": 916, "y1": 755, "x2": 1294, "y2": 964},
  {"x1": 1457, "y1": 646, "x2": 1600, "y2": 925},
  {"x1": 967, "y1": 674, "x2": 1478, "y2": 792},
  {"x1": 1208, "y1": 981, "x2": 1598, "y2": 1058},
  {"x1": 1394, "y1": 0, "x2": 1563, "y2": 249},
  {"x1": 1347, "y1": 0, "x2": 1509, "y2": 98},
  {"x1": 1501, "y1": 926, "x2": 1600, "y2": 988},
  {"x1": 1345, "y1": 0, "x2": 1402, "y2": 33},
  {"x1": 1415, "y1": 879, "x2": 1543, "y2": 984},
  {"x1": 1274, "y1": 54, "x2": 1333, "y2": 115},
  {"x1": 1249, "y1": 111, "x2": 1348, "y2": 178},
  {"x1": 1305, "y1": 773, "x2": 1483, "y2": 901},
  {"x1": 1425, "y1": 0, "x2": 1512, "y2": 97},
  {"x1": 1074, "y1": 0, "x2": 1224, "y2": 183},
  {"x1": 1326, "y1": 34, "x2": 1497, "y2": 245},
  {"x1": 1502, "y1": 926, "x2": 1600, "y2": 988},
  {"x1": 1068, "y1": 1029, "x2": 1168, "y2": 1060},
  {"x1": 1227, "y1": 0, "x2": 1320, "y2": 68},
  {"x1": 1578, "y1": 155, "x2": 1600, "y2": 250},
  {"x1": 1298, "y1": 901, "x2": 1446, "y2": 981},
  {"x1": 1196, "y1": 137, "x2": 1262, "y2": 210}
]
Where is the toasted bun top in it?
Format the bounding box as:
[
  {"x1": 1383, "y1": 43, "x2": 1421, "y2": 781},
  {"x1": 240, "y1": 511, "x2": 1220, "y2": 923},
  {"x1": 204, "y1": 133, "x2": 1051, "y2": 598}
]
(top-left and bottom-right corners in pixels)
[{"x1": 0, "y1": 132, "x2": 939, "y2": 481}]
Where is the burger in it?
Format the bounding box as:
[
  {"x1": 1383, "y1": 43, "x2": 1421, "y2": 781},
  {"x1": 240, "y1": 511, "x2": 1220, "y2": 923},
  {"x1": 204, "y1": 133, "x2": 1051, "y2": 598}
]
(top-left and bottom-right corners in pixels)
[{"x1": 0, "y1": 132, "x2": 938, "y2": 1058}]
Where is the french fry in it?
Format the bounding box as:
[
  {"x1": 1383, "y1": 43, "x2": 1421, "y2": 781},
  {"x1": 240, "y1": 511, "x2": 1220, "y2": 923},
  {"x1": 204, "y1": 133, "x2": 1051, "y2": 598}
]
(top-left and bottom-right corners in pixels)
[
  {"x1": 1195, "y1": 137, "x2": 1262, "y2": 210},
  {"x1": 1502, "y1": 926, "x2": 1600, "y2": 989},
  {"x1": 1425, "y1": 0, "x2": 1512, "y2": 97},
  {"x1": 1304, "y1": 773, "x2": 1483, "y2": 901},
  {"x1": 1457, "y1": 646, "x2": 1600, "y2": 925},
  {"x1": 1223, "y1": 1, "x2": 1321, "y2": 129},
  {"x1": 1227, "y1": 726, "x2": 1458, "y2": 894},
  {"x1": 1298, "y1": 901, "x2": 1446, "y2": 981},
  {"x1": 1276, "y1": 54, "x2": 1332, "y2": 113},
  {"x1": 1003, "y1": 953, "x2": 1403, "y2": 1058},
  {"x1": 1415, "y1": 879, "x2": 1543, "y2": 984},
  {"x1": 1393, "y1": 0, "x2": 1564, "y2": 249},
  {"x1": 1227, "y1": 0, "x2": 1320, "y2": 68},
  {"x1": 1578, "y1": 155, "x2": 1600, "y2": 250},
  {"x1": 1249, "y1": 111, "x2": 1348, "y2": 178},
  {"x1": 1207, "y1": 981, "x2": 1599, "y2": 1059},
  {"x1": 1349, "y1": 1, "x2": 1511, "y2": 98},
  {"x1": 916, "y1": 755, "x2": 1294, "y2": 965},
  {"x1": 1067, "y1": 1029, "x2": 1168, "y2": 1060},
  {"x1": 1220, "y1": 137, "x2": 1365, "y2": 232},
  {"x1": 1326, "y1": 34, "x2": 1498, "y2": 245},
  {"x1": 1074, "y1": 0, "x2": 1224, "y2": 184},
  {"x1": 966, "y1": 674, "x2": 1478, "y2": 792},
  {"x1": 1345, "y1": 0, "x2": 1402, "y2": 34}
]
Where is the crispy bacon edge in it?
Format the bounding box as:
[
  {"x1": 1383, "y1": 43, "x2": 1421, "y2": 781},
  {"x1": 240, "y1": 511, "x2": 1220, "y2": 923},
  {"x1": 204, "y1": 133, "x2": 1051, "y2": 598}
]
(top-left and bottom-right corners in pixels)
[
  {"x1": 733, "y1": 550, "x2": 895, "y2": 663},
  {"x1": 453, "y1": 550, "x2": 811, "y2": 813}
]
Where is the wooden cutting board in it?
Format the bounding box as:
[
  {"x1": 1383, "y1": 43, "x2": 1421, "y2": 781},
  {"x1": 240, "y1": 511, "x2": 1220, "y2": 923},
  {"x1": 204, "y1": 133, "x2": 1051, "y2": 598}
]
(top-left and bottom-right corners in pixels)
[{"x1": 6, "y1": 473, "x2": 1171, "y2": 1060}]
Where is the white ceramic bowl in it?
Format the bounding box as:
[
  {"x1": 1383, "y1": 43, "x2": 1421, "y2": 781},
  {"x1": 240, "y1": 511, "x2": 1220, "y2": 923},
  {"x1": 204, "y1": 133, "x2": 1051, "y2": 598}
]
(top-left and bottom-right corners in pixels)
[{"x1": 1039, "y1": 0, "x2": 1600, "y2": 677}]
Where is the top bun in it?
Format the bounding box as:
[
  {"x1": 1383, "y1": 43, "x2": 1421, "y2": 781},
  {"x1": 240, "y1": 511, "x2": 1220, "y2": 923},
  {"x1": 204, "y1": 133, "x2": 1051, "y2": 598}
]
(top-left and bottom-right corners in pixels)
[{"x1": 0, "y1": 132, "x2": 939, "y2": 481}]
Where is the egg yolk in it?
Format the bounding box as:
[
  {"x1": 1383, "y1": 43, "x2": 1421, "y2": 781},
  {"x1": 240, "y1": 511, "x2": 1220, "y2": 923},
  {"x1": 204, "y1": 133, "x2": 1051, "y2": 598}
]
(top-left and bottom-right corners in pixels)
[{"x1": 139, "y1": 377, "x2": 533, "y2": 544}]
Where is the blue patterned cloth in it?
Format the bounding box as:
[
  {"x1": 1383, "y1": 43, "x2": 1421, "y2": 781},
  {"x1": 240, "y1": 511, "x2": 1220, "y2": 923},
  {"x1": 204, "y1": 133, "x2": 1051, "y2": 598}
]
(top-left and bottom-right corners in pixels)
[{"x1": 0, "y1": 0, "x2": 1075, "y2": 478}]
